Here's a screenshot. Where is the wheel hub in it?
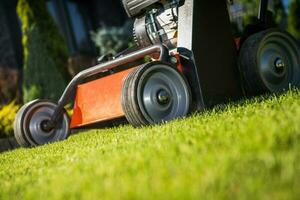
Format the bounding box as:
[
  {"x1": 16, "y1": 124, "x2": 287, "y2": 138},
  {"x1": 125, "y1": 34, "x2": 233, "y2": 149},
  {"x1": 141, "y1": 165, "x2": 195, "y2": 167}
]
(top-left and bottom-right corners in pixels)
[
  {"x1": 157, "y1": 89, "x2": 171, "y2": 105},
  {"x1": 40, "y1": 120, "x2": 54, "y2": 133},
  {"x1": 274, "y1": 58, "x2": 286, "y2": 72}
]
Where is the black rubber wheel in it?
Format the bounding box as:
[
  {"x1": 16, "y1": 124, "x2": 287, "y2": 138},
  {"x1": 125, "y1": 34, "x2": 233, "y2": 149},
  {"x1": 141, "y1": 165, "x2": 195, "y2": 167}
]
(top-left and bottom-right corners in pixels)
[
  {"x1": 121, "y1": 61, "x2": 191, "y2": 127},
  {"x1": 239, "y1": 29, "x2": 300, "y2": 95},
  {"x1": 14, "y1": 100, "x2": 70, "y2": 147}
]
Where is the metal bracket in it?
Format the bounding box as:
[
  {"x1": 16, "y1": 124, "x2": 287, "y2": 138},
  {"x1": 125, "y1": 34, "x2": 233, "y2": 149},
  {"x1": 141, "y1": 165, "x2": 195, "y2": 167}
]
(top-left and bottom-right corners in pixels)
[
  {"x1": 177, "y1": 0, "x2": 244, "y2": 109},
  {"x1": 258, "y1": 0, "x2": 270, "y2": 23}
]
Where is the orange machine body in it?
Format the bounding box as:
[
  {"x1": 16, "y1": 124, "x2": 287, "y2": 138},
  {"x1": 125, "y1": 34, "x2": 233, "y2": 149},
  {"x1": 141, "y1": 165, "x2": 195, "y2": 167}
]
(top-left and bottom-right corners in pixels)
[{"x1": 70, "y1": 68, "x2": 134, "y2": 128}]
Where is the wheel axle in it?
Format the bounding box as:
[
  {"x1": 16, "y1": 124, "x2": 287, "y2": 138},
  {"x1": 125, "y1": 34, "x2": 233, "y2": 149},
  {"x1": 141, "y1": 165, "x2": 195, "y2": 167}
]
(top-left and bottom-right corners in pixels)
[
  {"x1": 274, "y1": 58, "x2": 286, "y2": 71},
  {"x1": 157, "y1": 89, "x2": 171, "y2": 105},
  {"x1": 40, "y1": 120, "x2": 55, "y2": 133}
]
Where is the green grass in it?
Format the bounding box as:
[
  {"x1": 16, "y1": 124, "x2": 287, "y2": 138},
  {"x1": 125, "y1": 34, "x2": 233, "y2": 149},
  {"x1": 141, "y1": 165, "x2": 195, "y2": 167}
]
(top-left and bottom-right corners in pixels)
[{"x1": 0, "y1": 90, "x2": 300, "y2": 200}]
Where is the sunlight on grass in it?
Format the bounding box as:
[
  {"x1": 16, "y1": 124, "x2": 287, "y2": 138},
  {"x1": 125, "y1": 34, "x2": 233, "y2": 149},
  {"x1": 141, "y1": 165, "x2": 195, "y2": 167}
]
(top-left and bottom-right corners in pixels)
[{"x1": 0, "y1": 90, "x2": 299, "y2": 200}]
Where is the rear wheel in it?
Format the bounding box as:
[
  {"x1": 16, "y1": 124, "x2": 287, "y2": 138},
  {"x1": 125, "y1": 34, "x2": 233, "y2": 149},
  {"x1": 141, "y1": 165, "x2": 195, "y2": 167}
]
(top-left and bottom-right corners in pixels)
[
  {"x1": 122, "y1": 61, "x2": 191, "y2": 127},
  {"x1": 14, "y1": 100, "x2": 70, "y2": 147},
  {"x1": 239, "y1": 29, "x2": 300, "y2": 95}
]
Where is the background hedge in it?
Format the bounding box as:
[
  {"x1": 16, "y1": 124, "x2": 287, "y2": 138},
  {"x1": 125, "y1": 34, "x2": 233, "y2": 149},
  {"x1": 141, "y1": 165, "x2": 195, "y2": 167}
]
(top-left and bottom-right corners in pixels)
[{"x1": 17, "y1": 0, "x2": 70, "y2": 103}]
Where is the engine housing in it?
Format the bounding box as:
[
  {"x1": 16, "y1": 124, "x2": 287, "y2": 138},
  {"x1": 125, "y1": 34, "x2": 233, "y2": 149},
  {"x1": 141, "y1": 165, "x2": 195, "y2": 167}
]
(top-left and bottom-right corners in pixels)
[
  {"x1": 133, "y1": 0, "x2": 180, "y2": 49},
  {"x1": 122, "y1": 0, "x2": 161, "y2": 18}
]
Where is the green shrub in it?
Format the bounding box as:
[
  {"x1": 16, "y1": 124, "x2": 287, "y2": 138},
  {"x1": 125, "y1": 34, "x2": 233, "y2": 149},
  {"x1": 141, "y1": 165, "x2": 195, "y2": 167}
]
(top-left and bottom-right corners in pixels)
[
  {"x1": 17, "y1": 0, "x2": 70, "y2": 103},
  {"x1": 91, "y1": 21, "x2": 133, "y2": 56},
  {"x1": 0, "y1": 102, "x2": 20, "y2": 138},
  {"x1": 288, "y1": 0, "x2": 300, "y2": 39},
  {"x1": 229, "y1": 0, "x2": 286, "y2": 35},
  {"x1": 22, "y1": 26, "x2": 67, "y2": 102}
]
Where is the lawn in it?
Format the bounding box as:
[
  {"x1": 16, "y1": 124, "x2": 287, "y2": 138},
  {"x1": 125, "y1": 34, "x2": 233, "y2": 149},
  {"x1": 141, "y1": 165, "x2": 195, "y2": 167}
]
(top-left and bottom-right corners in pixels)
[{"x1": 0, "y1": 90, "x2": 299, "y2": 200}]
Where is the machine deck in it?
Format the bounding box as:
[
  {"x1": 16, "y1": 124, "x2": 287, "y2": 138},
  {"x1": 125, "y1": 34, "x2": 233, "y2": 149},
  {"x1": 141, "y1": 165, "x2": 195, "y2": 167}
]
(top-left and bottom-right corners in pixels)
[{"x1": 70, "y1": 69, "x2": 134, "y2": 128}]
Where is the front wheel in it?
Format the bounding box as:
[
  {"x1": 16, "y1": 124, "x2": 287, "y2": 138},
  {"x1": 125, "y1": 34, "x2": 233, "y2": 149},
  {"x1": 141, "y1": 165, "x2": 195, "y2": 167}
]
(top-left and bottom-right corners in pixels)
[
  {"x1": 121, "y1": 61, "x2": 191, "y2": 127},
  {"x1": 239, "y1": 29, "x2": 300, "y2": 96},
  {"x1": 14, "y1": 100, "x2": 70, "y2": 147}
]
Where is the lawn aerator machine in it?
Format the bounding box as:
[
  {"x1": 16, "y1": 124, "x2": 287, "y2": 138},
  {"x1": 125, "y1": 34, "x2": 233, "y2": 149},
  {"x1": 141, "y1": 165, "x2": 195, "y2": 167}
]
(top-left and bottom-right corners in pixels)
[{"x1": 14, "y1": 0, "x2": 300, "y2": 147}]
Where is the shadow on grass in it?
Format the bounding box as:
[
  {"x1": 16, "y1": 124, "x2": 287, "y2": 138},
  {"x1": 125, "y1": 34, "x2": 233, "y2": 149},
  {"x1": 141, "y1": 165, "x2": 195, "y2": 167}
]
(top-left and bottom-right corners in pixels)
[
  {"x1": 198, "y1": 89, "x2": 298, "y2": 116},
  {"x1": 0, "y1": 137, "x2": 19, "y2": 153}
]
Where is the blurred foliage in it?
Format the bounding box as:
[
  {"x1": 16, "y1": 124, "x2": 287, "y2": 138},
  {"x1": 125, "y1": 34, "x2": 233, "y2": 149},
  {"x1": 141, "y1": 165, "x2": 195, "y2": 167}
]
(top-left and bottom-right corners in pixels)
[
  {"x1": 229, "y1": 0, "x2": 300, "y2": 42},
  {"x1": 288, "y1": 0, "x2": 300, "y2": 39},
  {"x1": 0, "y1": 67, "x2": 19, "y2": 105},
  {"x1": 0, "y1": 101, "x2": 20, "y2": 138},
  {"x1": 22, "y1": 26, "x2": 67, "y2": 102},
  {"x1": 273, "y1": 0, "x2": 287, "y2": 27},
  {"x1": 17, "y1": 0, "x2": 70, "y2": 103},
  {"x1": 229, "y1": 0, "x2": 287, "y2": 36},
  {"x1": 91, "y1": 21, "x2": 133, "y2": 56}
]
